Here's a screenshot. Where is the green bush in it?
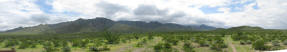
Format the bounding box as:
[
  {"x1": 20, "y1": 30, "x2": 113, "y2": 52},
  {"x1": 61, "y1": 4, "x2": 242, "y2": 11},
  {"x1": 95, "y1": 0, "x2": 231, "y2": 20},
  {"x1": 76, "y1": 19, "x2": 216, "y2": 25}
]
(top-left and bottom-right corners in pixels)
[
  {"x1": 154, "y1": 43, "x2": 172, "y2": 52},
  {"x1": 103, "y1": 32, "x2": 120, "y2": 44},
  {"x1": 240, "y1": 40, "x2": 246, "y2": 45},
  {"x1": 272, "y1": 40, "x2": 280, "y2": 46},
  {"x1": 89, "y1": 46, "x2": 110, "y2": 52},
  {"x1": 18, "y1": 42, "x2": 29, "y2": 49},
  {"x1": 183, "y1": 43, "x2": 195, "y2": 52},
  {"x1": 246, "y1": 40, "x2": 252, "y2": 44},
  {"x1": 4, "y1": 40, "x2": 19, "y2": 47},
  {"x1": 198, "y1": 40, "x2": 209, "y2": 47},
  {"x1": 252, "y1": 40, "x2": 269, "y2": 50},
  {"x1": 283, "y1": 40, "x2": 287, "y2": 45},
  {"x1": 44, "y1": 46, "x2": 58, "y2": 52},
  {"x1": 62, "y1": 46, "x2": 71, "y2": 52}
]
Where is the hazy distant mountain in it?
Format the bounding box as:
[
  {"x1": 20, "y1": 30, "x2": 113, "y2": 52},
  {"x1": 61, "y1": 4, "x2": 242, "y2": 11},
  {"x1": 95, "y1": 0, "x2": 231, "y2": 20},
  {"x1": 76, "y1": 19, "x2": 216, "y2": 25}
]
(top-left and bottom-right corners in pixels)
[
  {"x1": 4, "y1": 17, "x2": 216, "y2": 34},
  {"x1": 228, "y1": 26, "x2": 263, "y2": 30}
]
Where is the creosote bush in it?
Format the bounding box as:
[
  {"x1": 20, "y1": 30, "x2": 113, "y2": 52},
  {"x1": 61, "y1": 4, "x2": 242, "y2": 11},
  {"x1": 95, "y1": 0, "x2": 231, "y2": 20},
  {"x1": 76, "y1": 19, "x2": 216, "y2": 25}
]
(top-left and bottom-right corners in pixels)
[
  {"x1": 154, "y1": 43, "x2": 172, "y2": 52},
  {"x1": 183, "y1": 42, "x2": 195, "y2": 52}
]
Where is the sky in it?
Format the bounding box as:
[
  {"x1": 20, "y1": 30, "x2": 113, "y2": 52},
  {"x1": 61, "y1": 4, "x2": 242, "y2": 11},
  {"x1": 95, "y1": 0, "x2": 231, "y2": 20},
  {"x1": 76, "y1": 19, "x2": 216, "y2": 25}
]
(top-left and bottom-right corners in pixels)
[{"x1": 0, "y1": 0, "x2": 287, "y2": 31}]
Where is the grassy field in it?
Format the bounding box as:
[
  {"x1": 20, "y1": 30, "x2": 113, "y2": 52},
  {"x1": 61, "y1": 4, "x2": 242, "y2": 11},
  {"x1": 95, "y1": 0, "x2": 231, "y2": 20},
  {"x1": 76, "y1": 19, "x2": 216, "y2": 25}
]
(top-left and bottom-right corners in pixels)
[
  {"x1": 0, "y1": 35, "x2": 280, "y2": 52},
  {"x1": 192, "y1": 35, "x2": 256, "y2": 52},
  {"x1": 193, "y1": 47, "x2": 215, "y2": 52}
]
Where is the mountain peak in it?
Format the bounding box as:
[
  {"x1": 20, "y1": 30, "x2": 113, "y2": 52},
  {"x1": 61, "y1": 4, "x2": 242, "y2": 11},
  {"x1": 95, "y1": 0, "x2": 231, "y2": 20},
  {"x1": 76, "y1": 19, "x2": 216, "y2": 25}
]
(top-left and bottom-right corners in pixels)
[
  {"x1": 94, "y1": 17, "x2": 110, "y2": 20},
  {"x1": 4, "y1": 17, "x2": 216, "y2": 34}
]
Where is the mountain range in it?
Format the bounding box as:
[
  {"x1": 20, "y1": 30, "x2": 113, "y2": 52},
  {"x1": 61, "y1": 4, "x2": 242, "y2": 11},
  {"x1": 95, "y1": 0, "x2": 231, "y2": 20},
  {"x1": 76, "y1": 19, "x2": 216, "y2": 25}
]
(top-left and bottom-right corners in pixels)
[{"x1": 3, "y1": 17, "x2": 216, "y2": 34}]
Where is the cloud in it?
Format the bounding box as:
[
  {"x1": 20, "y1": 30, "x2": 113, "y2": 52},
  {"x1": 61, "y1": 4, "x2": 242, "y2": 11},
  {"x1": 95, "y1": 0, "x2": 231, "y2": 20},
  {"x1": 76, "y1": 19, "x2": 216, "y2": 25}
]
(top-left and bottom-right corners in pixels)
[
  {"x1": 0, "y1": 0, "x2": 79, "y2": 31},
  {"x1": 130, "y1": 5, "x2": 180, "y2": 23},
  {"x1": 130, "y1": 5, "x2": 223, "y2": 26},
  {"x1": 131, "y1": 5, "x2": 168, "y2": 21},
  {"x1": 30, "y1": 14, "x2": 50, "y2": 23},
  {"x1": 1, "y1": 0, "x2": 287, "y2": 31},
  {"x1": 133, "y1": 5, "x2": 168, "y2": 16},
  {"x1": 0, "y1": 0, "x2": 45, "y2": 31},
  {"x1": 207, "y1": 0, "x2": 287, "y2": 29},
  {"x1": 95, "y1": 1, "x2": 129, "y2": 18}
]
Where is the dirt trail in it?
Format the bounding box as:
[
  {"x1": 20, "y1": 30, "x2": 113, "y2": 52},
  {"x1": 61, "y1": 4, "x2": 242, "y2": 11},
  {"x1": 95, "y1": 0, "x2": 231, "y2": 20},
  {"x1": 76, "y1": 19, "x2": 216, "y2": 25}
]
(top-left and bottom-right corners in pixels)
[
  {"x1": 227, "y1": 36, "x2": 237, "y2": 52},
  {"x1": 230, "y1": 42, "x2": 237, "y2": 52}
]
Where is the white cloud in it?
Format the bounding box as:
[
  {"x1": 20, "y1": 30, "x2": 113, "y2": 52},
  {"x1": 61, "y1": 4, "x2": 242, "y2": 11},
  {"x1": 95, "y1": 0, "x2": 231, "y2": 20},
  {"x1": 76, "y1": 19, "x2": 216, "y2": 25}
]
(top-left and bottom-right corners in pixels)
[
  {"x1": 0, "y1": 0, "x2": 44, "y2": 31},
  {"x1": 0, "y1": 0, "x2": 287, "y2": 31}
]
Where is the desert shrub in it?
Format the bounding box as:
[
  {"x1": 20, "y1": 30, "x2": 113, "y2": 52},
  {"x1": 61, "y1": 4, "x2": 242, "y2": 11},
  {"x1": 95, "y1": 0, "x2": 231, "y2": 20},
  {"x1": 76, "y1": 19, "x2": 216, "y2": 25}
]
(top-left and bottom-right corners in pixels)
[
  {"x1": 252, "y1": 40, "x2": 269, "y2": 50},
  {"x1": 72, "y1": 40, "x2": 81, "y2": 47},
  {"x1": 89, "y1": 47, "x2": 99, "y2": 52},
  {"x1": 210, "y1": 43, "x2": 227, "y2": 51},
  {"x1": 183, "y1": 43, "x2": 195, "y2": 52},
  {"x1": 240, "y1": 40, "x2": 246, "y2": 45},
  {"x1": 89, "y1": 46, "x2": 110, "y2": 52},
  {"x1": 154, "y1": 43, "x2": 172, "y2": 52},
  {"x1": 4, "y1": 40, "x2": 19, "y2": 47},
  {"x1": 18, "y1": 42, "x2": 29, "y2": 49},
  {"x1": 198, "y1": 40, "x2": 209, "y2": 47},
  {"x1": 44, "y1": 46, "x2": 58, "y2": 52},
  {"x1": 246, "y1": 40, "x2": 252, "y2": 44},
  {"x1": 103, "y1": 32, "x2": 120, "y2": 44},
  {"x1": 62, "y1": 46, "x2": 71, "y2": 52},
  {"x1": 283, "y1": 40, "x2": 287, "y2": 45},
  {"x1": 148, "y1": 35, "x2": 154, "y2": 40},
  {"x1": 135, "y1": 42, "x2": 144, "y2": 47},
  {"x1": 272, "y1": 40, "x2": 280, "y2": 46}
]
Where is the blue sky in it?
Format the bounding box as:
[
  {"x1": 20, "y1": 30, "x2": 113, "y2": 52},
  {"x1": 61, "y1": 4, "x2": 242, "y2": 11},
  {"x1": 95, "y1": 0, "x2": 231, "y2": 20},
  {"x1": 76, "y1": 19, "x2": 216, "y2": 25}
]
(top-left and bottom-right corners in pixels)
[
  {"x1": 200, "y1": 6, "x2": 223, "y2": 14},
  {"x1": 35, "y1": 0, "x2": 53, "y2": 14},
  {"x1": 200, "y1": 0, "x2": 259, "y2": 14},
  {"x1": 35, "y1": 0, "x2": 81, "y2": 16}
]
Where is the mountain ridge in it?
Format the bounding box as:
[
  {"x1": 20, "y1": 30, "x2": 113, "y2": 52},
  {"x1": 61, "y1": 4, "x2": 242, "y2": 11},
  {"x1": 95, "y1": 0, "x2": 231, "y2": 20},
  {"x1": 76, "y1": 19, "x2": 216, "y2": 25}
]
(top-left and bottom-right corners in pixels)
[{"x1": 4, "y1": 17, "x2": 216, "y2": 34}]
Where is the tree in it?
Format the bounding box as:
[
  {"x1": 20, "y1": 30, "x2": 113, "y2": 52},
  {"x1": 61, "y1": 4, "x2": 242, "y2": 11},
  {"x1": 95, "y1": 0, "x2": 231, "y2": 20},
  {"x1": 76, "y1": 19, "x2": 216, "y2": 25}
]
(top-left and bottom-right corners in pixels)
[{"x1": 252, "y1": 40, "x2": 269, "y2": 50}]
